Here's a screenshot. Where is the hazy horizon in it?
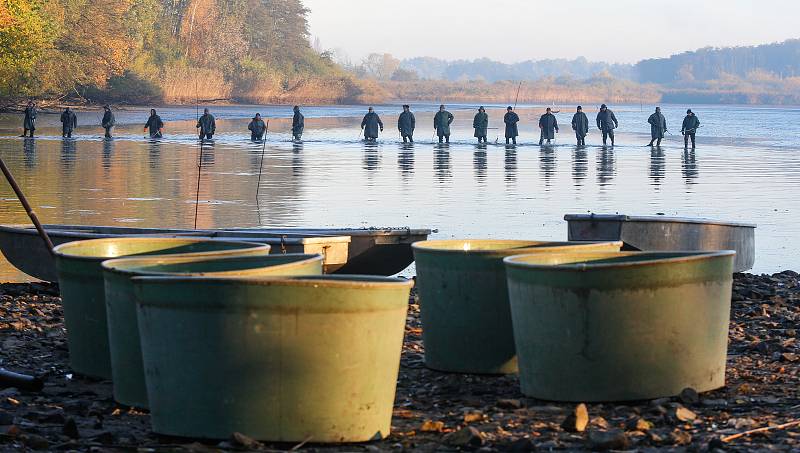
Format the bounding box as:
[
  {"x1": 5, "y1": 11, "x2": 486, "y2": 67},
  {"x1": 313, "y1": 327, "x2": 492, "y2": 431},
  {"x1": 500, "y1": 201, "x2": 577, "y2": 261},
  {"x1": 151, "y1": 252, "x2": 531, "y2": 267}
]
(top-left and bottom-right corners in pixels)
[{"x1": 304, "y1": 0, "x2": 800, "y2": 64}]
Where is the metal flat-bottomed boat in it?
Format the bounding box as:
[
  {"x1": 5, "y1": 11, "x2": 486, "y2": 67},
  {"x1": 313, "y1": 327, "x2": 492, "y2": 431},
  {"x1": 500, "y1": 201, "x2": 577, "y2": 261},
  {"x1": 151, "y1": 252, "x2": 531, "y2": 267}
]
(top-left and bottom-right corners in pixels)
[
  {"x1": 0, "y1": 224, "x2": 431, "y2": 281},
  {"x1": 564, "y1": 214, "x2": 756, "y2": 272}
]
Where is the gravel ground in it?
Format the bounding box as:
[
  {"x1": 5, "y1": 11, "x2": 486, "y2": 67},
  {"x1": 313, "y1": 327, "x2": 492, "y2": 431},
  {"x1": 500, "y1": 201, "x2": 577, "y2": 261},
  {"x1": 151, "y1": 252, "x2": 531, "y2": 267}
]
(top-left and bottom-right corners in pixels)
[{"x1": 0, "y1": 271, "x2": 798, "y2": 452}]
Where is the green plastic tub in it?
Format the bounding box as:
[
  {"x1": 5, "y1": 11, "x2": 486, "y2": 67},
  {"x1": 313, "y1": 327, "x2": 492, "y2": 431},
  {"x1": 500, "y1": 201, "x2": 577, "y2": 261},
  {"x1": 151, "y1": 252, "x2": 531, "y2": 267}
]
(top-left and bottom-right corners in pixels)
[
  {"x1": 102, "y1": 253, "x2": 323, "y2": 408},
  {"x1": 412, "y1": 240, "x2": 622, "y2": 374},
  {"x1": 133, "y1": 275, "x2": 413, "y2": 442},
  {"x1": 53, "y1": 238, "x2": 270, "y2": 379},
  {"x1": 504, "y1": 250, "x2": 735, "y2": 402}
]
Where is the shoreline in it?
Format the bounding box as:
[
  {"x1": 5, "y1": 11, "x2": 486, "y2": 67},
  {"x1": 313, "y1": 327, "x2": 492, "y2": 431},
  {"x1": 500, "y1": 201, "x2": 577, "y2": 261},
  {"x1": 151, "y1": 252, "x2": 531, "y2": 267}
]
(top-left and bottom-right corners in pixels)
[{"x1": 0, "y1": 271, "x2": 798, "y2": 451}]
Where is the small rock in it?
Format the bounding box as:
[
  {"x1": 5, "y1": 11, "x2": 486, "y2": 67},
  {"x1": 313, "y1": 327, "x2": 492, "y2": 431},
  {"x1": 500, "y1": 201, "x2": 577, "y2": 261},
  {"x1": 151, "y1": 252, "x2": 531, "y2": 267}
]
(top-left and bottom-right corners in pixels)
[
  {"x1": 496, "y1": 398, "x2": 522, "y2": 409},
  {"x1": 463, "y1": 411, "x2": 484, "y2": 423},
  {"x1": 626, "y1": 417, "x2": 654, "y2": 432},
  {"x1": 672, "y1": 406, "x2": 697, "y2": 422},
  {"x1": 669, "y1": 429, "x2": 692, "y2": 445},
  {"x1": 22, "y1": 434, "x2": 50, "y2": 450},
  {"x1": 444, "y1": 426, "x2": 484, "y2": 447},
  {"x1": 781, "y1": 352, "x2": 798, "y2": 362},
  {"x1": 0, "y1": 388, "x2": 19, "y2": 398},
  {"x1": 0, "y1": 409, "x2": 13, "y2": 425},
  {"x1": 62, "y1": 418, "x2": 80, "y2": 439},
  {"x1": 678, "y1": 387, "x2": 699, "y2": 405},
  {"x1": 505, "y1": 437, "x2": 534, "y2": 452},
  {"x1": 701, "y1": 398, "x2": 728, "y2": 408},
  {"x1": 587, "y1": 429, "x2": 629, "y2": 451},
  {"x1": 231, "y1": 432, "x2": 263, "y2": 449},
  {"x1": 561, "y1": 403, "x2": 589, "y2": 432},
  {"x1": 420, "y1": 419, "x2": 445, "y2": 432}
]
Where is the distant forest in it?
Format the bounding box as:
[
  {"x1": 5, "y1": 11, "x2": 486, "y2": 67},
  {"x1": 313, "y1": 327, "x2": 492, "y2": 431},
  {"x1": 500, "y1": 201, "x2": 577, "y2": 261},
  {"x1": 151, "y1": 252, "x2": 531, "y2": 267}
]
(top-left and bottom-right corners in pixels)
[
  {"x1": 2, "y1": 0, "x2": 799, "y2": 106},
  {"x1": 0, "y1": 0, "x2": 379, "y2": 106}
]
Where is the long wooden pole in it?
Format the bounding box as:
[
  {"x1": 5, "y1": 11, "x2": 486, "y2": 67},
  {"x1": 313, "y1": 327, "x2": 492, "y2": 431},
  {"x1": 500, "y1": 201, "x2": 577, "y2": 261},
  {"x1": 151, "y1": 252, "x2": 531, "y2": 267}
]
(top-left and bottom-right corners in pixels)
[
  {"x1": 0, "y1": 157, "x2": 54, "y2": 254},
  {"x1": 256, "y1": 119, "x2": 269, "y2": 199},
  {"x1": 193, "y1": 82, "x2": 201, "y2": 229}
]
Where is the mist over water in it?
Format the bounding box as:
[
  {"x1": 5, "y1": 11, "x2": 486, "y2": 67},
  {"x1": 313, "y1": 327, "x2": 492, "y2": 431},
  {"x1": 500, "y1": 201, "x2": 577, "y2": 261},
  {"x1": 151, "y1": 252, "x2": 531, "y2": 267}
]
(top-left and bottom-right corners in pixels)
[{"x1": 0, "y1": 103, "x2": 797, "y2": 279}]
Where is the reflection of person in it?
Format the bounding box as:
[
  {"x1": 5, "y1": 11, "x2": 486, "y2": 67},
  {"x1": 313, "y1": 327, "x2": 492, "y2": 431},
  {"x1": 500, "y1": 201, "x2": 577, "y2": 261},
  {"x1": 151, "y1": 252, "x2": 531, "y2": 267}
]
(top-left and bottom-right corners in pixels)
[
  {"x1": 398, "y1": 105, "x2": 415, "y2": 143},
  {"x1": 60, "y1": 107, "x2": 77, "y2": 138},
  {"x1": 681, "y1": 109, "x2": 700, "y2": 149},
  {"x1": 144, "y1": 109, "x2": 164, "y2": 138},
  {"x1": 503, "y1": 106, "x2": 519, "y2": 144},
  {"x1": 196, "y1": 108, "x2": 216, "y2": 139},
  {"x1": 248, "y1": 113, "x2": 267, "y2": 140},
  {"x1": 434, "y1": 104, "x2": 454, "y2": 143},
  {"x1": 361, "y1": 107, "x2": 383, "y2": 141},
  {"x1": 473, "y1": 106, "x2": 488, "y2": 143},
  {"x1": 538, "y1": 107, "x2": 558, "y2": 145},
  {"x1": 571, "y1": 106, "x2": 589, "y2": 146},
  {"x1": 23, "y1": 101, "x2": 37, "y2": 138},
  {"x1": 292, "y1": 105, "x2": 304, "y2": 140},
  {"x1": 647, "y1": 107, "x2": 667, "y2": 147},
  {"x1": 101, "y1": 105, "x2": 115, "y2": 138},
  {"x1": 596, "y1": 104, "x2": 618, "y2": 146}
]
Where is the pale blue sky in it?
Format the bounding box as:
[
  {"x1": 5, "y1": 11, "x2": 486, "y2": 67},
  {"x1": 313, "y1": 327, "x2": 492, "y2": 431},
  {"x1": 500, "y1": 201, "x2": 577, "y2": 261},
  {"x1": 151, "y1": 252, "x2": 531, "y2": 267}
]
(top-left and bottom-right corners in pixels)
[{"x1": 303, "y1": 0, "x2": 800, "y2": 63}]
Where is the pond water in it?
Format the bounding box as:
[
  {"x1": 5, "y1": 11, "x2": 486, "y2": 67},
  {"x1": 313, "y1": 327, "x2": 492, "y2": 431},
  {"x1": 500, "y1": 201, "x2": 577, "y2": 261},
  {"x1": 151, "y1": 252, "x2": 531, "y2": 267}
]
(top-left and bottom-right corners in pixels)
[{"x1": 0, "y1": 103, "x2": 797, "y2": 280}]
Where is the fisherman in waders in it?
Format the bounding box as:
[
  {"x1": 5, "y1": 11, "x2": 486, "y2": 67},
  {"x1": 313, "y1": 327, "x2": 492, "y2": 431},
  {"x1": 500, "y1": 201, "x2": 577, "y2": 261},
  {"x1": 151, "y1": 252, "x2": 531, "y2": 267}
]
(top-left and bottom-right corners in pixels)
[
  {"x1": 434, "y1": 104, "x2": 454, "y2": 143},
  {"x1": 248, "y1": 113, "x2": 267, "y2": 140},
  {"x1": 398, "y1": 105, "x2": 415, "y2": 143},
  {"x1": 538, "y1": 107, "x2": 558, "y2": 145},
  {"x1": 60, "y1": 107, "x2": 77, "y2": 138},
  {"x1": 681, "y1": 109, "x2": 700, "y2": 149},
  {"x1": 22, "y1": 101, "x2": 36, "y2": 138},
  {"x1": 144, "y1": 109, "x2": 163, "y2": 138},
  {"x1": 101, "y1": 105, "x2": 115, "y2": 138},
  {"x1": 196, "y1": 108, "x2": 215, "y2": 140},
  {"x1": 571, "y1": 106, "x2": 589, "y2": 146},
  {"x1": 596, "y1": 104, "x2": 618, "y2": 146},
  {"x1": 473, "y1": 106, "x2": 488, "y2": 143},
  {"x1": 647, "y1": 106, "x2": 667, "y2": 147},
  {"x1": 504, "y1": 106, "x2": 520, "y2": 145},
  {"x1": 292, "y1": 105, "x2": 304, "y2": 140},
  {"x1": 361, "y1": 107, "x2": 383, "y2": 141}
]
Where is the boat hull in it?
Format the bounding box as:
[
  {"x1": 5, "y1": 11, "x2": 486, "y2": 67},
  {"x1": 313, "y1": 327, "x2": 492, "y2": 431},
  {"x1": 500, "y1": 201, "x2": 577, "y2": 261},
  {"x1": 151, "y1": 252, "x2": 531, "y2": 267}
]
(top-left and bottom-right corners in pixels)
[{"x1": 565, "y1": 214, "x2": 755, "y2": 272}]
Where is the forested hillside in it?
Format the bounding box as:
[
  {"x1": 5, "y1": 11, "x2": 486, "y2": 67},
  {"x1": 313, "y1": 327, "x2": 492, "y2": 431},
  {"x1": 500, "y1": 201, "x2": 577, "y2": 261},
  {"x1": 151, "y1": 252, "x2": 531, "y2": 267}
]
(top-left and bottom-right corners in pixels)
[{"x1": 0, "y1": 0, "x2": 378, "y2": 105}]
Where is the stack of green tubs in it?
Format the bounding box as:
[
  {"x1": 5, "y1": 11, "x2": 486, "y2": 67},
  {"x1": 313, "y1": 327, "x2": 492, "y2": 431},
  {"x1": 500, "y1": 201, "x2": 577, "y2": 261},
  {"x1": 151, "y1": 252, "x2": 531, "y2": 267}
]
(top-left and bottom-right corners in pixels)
[
  {"x1": 53, "y1": 238, "x2": 270, "y2": 379},
  {"x1": 102, "y1": 253, "x2": 323, "y2": 408},
  {"x1": 132, "y1": 274, "x2": 413, "y2": 442},
  {"x1": 412, "y1": 240, "x2": 622, "y2": 374},
  {"x1": 504, "y1": 250, "x2": 735, "y2": 401}
]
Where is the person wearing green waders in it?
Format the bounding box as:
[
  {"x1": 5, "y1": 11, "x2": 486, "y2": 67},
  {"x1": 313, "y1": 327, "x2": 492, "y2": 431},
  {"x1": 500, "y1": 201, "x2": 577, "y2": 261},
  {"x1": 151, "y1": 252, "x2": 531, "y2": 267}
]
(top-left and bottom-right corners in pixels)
[
  {"x1": 22, "y1": 101, "x2": 36, "y2": 138},
  {"x1": 681, "y1": 109, "x2": 700, "y2": 149},
  {"x1": 292, "y1": 105, "x2": 304, "y2": 140},
  {"x1": 101, "y1": 105, "x2": 115, "y2": 138},
  {"x1": 473, "y1": 106, "x2": 488, "y2": 143},
  {"x1": 398, "y1": 105, "x2": 415, "y2": 143},
  {"x1": 434, "y1": 104, "x2": 454, "y2": 143},
  {"x1": 504, "y1": 106, "x2": 520, "y2": 144},
  {"x1": 361, "y1": 107, "x2": 383, "y2": 141},
  {"x1": 571, "y1": 106, "x2": 589, "y2": 146},
  {"x1": 60, "y1": 107, "x2": 77, "y2": 138},
  {"x1": 538, "y1": 107, "x2": 558, "y2": 145},
  {"x1": 248, "y1": 113, "x2": 267, "y2": 140},
  {"x1": 196, "y1": 108, "x2": 215, "y2": 140},
  {"x1": 647, "y1": 106, "x2": 667, "y2": 147}
]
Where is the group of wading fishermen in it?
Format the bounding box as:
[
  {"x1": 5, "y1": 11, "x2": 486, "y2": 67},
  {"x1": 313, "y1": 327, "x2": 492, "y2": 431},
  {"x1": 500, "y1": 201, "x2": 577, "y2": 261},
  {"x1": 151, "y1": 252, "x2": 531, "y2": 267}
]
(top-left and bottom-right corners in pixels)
[{"x1": 19, "y1": 101, "x2": 701, "y2": 148}]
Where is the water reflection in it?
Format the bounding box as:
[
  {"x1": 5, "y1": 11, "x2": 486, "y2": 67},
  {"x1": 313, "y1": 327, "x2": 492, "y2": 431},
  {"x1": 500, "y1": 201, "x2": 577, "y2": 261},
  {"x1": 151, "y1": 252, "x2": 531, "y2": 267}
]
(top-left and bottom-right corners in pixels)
[
  {"x1": 682, "y1": 149, "x2": 698, "y2": 183},
  {"x1": 473, "y1": 148, "x2": 487, "y2": 183},
  {"x1": 539, "y1": 146, "x2": 556, "y2": 188},
  {"x1": 362, "y1": 149, "x2": 380, "y2": 172},
  {"x1": 148, "y1": 140, "x2": 161, "y2": 169},
  {"x1": 433, "y1": 146, "x2": 451, "y2": 182},
  {"x1": 649, "y1": 147, "x2": 665, "y2": 186},
  {"x1": 22, "y1": 138, "x2": 36, "y2": 169},
  {"x1": 571, "y1": 146, "x2": 588, "y2": 185},
  {"x1": 596, "y1": 146, "x2": 615, "y2": 186},
  {"x1": 60, "y1": 139, "x2": 76, "y2": 173},
  {"x1": 397, "y1": 144, "x2": 414, "y2": 178},
  {"x1": 504, "y1": 147, "x2": 517, "y2": 182},
  {"x1": 200, "y1": 142, "x2": 215, "y2": 166},
  {"x1": 102, "y1": 139, "x2": 114, "y2": 172}
]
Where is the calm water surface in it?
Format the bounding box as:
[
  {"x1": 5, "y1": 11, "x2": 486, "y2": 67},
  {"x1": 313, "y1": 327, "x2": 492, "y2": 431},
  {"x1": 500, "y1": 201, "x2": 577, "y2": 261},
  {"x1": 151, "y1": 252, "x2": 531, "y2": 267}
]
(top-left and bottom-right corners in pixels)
[{"x1": 0, "y1": 103, "x2": 797, "y2": 279}]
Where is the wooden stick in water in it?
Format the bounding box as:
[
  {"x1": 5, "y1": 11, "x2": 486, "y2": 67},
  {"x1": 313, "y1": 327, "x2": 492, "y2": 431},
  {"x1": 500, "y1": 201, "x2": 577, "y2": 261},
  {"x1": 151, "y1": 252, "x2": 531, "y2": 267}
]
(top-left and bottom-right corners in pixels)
[
  {"x1": 256, "y1": 120, "x2": 269, "y2": 199},
  {"x1": 0, "y1": 157, "x2": 54, "y2": 254}
]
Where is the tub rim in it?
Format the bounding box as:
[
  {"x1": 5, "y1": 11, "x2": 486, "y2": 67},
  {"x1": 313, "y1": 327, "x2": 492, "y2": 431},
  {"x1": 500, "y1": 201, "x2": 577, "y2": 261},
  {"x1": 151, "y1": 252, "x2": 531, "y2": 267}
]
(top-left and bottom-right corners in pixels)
[
  {"x1": 503, "y1": 250, "x2": 736, "y2": 271},
  {"x1": 101, "y1": 253, "x2": 321, "y2": 277},
  {"x1": 53, "y1": 237, "x2": 269, "y2": 263},
  {"x1": 412, "y1": 239, "x2": 623, "y2": 255}
]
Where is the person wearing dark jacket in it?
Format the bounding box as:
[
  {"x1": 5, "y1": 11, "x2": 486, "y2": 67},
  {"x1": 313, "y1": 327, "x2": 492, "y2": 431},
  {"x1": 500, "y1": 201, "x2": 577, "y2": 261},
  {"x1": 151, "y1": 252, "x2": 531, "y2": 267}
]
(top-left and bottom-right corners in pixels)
[
  {"x1": 571, "y1": 106, "x2": 589, "y2": 145},
  {"x1": 361, "y1": 107, "x2": 383, "y2": 141},
  {"x1": 398, "y1": 105, "x2": 415, "y2": 143},
  {"x1": 248, "y1": 113, "x2": 267, "y2": 140},
  {"x1": 596, "y1": 104, "x2": 618, "y2": 146},
  {"x1": 101, "y1": 105, "x2": 115, "y2": 138},
  {"x1": 196, "y1": 108, "x2": 215, "y2": 140},
  {"x1": 144, "y1": 109, "x2": 164, "y2": 138},
  {"x1": 647, "y1": 107, "x2": 667, "y2": 147},
  {"x1": 503, "y1": 106, "x2": 520, "y2": 144},
  {"x1": 292, "y1": 105, "x2": 304, "y2": 140},
  {"x1": 538, "y1": 107, "x2": 558, "y2": 145},
  {"x1": 22, "y1": 101, "x2": 36, "y2": 137},
  {"x1": 473, "y1": 106, "x2": 489, "y2": 143},
  {"x1": 681, "y1": 109, "x2": 700, "y2": 149},
  {"x1": 60, "y1": 107, "x2": 77, "y2": 138},
  {"x1": 434, "y1": 104, "x2": 454, "y2": 143}
]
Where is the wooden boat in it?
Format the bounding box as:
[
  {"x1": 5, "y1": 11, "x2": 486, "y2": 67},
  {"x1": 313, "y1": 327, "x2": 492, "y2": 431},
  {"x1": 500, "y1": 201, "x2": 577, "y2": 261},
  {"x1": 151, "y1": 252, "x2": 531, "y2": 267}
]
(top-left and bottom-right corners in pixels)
[
  {"x1": 564, "y1": 214, "x2": 756, "y2": 272},
  {"x1": 0, "y1": 224, "x2": 431, "y2": 281}
]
